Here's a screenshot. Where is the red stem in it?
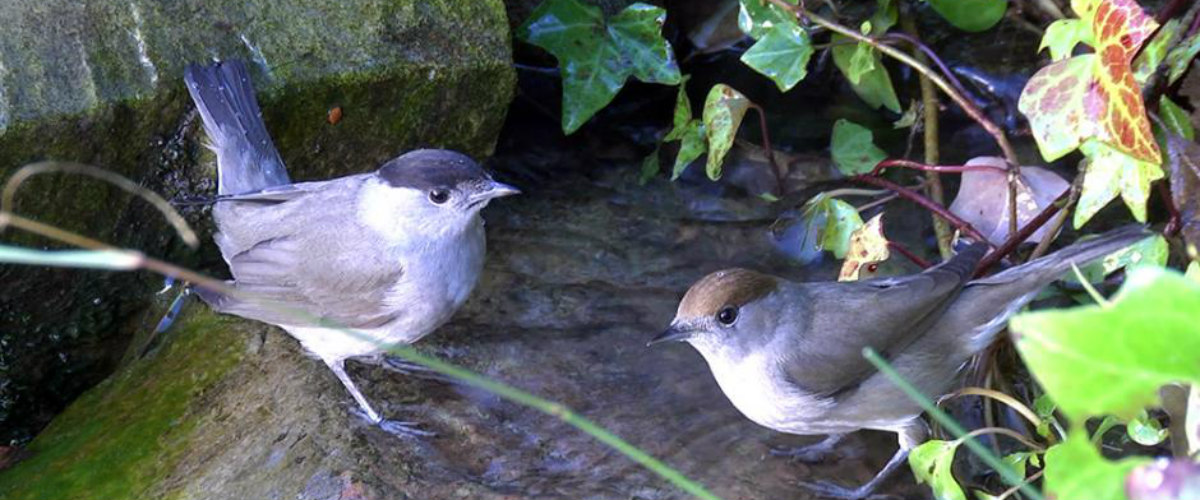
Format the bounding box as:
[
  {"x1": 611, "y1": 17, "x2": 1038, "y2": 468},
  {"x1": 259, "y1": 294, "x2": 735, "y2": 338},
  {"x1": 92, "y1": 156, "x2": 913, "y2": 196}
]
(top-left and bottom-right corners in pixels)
[
  {"x1": 871, "y1": 159, "x2": 1009, "y2": 177},
  {"x1": 1158, "y1": 181, "x2": 1181, "y2": 236},
  {"x1": 972, "y1": 190, "x2": 1070, "y2": 278},
  {"x1": 852, "y1": 174, "x2": 991, "y2": 245},
  {"x1": 888, "y1": 240, "x2": 932, "y2": 269}
]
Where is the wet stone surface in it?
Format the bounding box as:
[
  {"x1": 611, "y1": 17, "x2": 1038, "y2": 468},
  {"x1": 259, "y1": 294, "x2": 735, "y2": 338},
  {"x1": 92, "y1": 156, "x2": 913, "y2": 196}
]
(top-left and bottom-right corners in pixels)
[{"x1": 0, "y1": 146, "x2": 927, "y2": 498}]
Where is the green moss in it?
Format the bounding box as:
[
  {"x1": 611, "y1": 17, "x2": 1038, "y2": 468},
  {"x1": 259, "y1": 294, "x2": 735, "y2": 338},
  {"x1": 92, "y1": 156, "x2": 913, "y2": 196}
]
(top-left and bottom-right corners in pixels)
[{"x1": 0, "y1": 309, "x2": 245, "y2": 500}]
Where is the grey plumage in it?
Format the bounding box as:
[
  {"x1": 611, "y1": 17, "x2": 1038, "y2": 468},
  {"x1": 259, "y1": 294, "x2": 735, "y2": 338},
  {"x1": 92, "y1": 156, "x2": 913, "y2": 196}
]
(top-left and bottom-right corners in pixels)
[{"x1": 185, "y1": 60, "x2": 517, "y2": 430}]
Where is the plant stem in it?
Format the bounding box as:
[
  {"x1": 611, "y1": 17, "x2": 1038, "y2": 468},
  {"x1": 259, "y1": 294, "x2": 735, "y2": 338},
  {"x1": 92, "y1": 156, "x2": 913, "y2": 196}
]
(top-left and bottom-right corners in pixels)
[
  {"x1": 749, "y1": 102, "x2": 784, "y2": 196},
  {"x1": 899, "y1": 10, "x2": 955, "y2": 261},
  {"x1": 853, "y1": 174, "x2": 991, "y2": 244},
  {"x1": 768, "y1": 0, "x2": 1024, "y2": 241},
  {"x1": 888, "y1": 240, "x2": 932, "y2": 268},
  {"x1": 1158, "y1": 181, "x2": 1182, "y2": 236},
  {"x1": 1029, "y1": 171, "x2": 1084, "y2": 260},
  {"x1": 957, "y1": 426, "x2": 1046, "y2": 453},
  {"x1": 974, "y1": 189, "x2": 1072, "y2": 277},
  {"x1": 871, "y1": 159, "x2": 1009, "y2": 177}
]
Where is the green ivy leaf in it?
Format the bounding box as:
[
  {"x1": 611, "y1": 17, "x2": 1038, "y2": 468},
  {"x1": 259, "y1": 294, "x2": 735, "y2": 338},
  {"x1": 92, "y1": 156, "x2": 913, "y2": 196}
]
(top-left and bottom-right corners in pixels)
[
  {"x1": 1040, "y1": 18, "x2": 1091, "y2": 61},
  {"x1": 831, "y1": 119, "x2": 888, "y2": 175},
  {"x1": 1002, "y1": 452, "x2": 1034, "y2": 479},
  {"x1": 1160, "y1": 96, "x2": 1195, "y2": 141},
  {"x1": 832, "y1": 35, "x2": 901, "y2": 112},
  {"x1": 665, "y1": 76, "x2": 693, "y2": 141},
  {"x1": 1166, "y1": 30, "x2": 1200, "y2": 85},
  {"x1": 801, "y1": 193, "x2": 865, "y2": 258},
  {"x1": 1012, "y1": 266, "x2": 1200, "y2": 423},
  {"x1": 1127, "y1": 410, "x2": 1168, "y2": 446},
  {"x1": 1133, "y1": 19, "x2": 1179, "y2": 85},
  {"x1": 927, "y1": 0, "x2": 1007, "y2": 32},
  {"x1": 702, "y1": 84, "x2": 752, "y2": 180},
  {"x1": 846, "y1": 42, "x2": 877, "y2": 85},
  {"x1": 608, "y1": 4, "x2": 682, "y2": 85},
  {"x1": 639, "y1": 146, "x2": 660, "y2": 184},
  {"x1": 518, "y1": 0, "x2": 679, "y2": 134},
  {"x1": 1075, "y1": 139, "x2": 1164, "y2": 227},
  {"x1": 740, "y1": 23, "x2": 814, "y2": 92},
  {"x1": 1063, "y1": 233, "x2": 1167, "y2": 285},
  {"x1": 908, "y1": 440, "x2": 967, "y2": 500},
  {"x1": 1044, "y1": 433, "x2": 1148, "y2": 500},
  {"x1": 738, "y1": 0, "x2": 798, "y2": 39},
  {"x1": 672, "y1": 120, "x2": 706, "y2": 179}
]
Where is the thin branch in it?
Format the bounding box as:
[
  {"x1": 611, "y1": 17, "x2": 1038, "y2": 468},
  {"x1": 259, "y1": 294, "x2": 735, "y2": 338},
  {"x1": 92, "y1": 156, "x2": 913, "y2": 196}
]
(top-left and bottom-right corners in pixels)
[
  {"x1": 748, "y1": 103, "x2": 784, "y2": 196},
  {"x1": 1030, "y1": 171, "x2": 1084, "y2": 260},
  {"x1": 956, "y1": 427, "x2": 1047, "y2": 453},
  {"x1": 947, "y1": 387, "x2": 1054, "y2": 443},
  {"x1": 974, "y1": 189, "x2": 1072, "y2": 278},
  {"x1": 871, "y1": 159, "x2": 1009, "y2": 177},
  {"x1": 852, "y1": 174, "x2": 992, "y2": 245},
  {"x1": 997, "y1": 470, "x2": 1045, "y2": 500},
  {"x1": 888, "y1": 240, "x2": 932, "y2": 268},
  {"x1": 881, "y1": 32, "x2": 975, "y2": 102}
]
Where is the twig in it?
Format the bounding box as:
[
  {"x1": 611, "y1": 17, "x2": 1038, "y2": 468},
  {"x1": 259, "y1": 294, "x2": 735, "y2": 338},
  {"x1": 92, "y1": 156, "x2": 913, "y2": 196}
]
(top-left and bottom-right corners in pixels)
[
  {"x1": 748, "y1": 103, "x2": 784, "y2": 196},
  {"x1": 870, "y1": 159, "x2": 1009, "y2": 177},
  {"x1": 881, "y1": 32, "x2": 975, "y2": 103},
  {"x1": 888, "y1": 240, "x2": 932, "y2": 268},
  {"x1": 855, "y1": 192, "x2": 899, "y2": 213},
  {"x1": 1029, "y1": 171, "x2": 1084, "y2": 260},
  {"x1": 947, "y1": 387, "x2": 1053, "y2": 443},
  {"x1": 957, "y1": 427, "x2": 1047, "y2": 453},
  {"x1": 973, "y1": 189, "x2": 1072, "y2": 277},
  {"x1": 852, "y1": 174, "x2": 992, "y2": 244},
  {"x1": 767, "y1": 0, "x2": 1024, "y2": 243},
  {"x1": 997, "y1": 470, "x2": 1045, "y2": 500}
]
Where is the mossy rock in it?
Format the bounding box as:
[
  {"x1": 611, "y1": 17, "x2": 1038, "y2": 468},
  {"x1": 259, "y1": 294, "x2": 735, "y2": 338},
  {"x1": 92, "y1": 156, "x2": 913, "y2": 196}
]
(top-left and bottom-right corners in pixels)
[{"x1": 0, "y1": 0, "x2": 514, "y2": 445}]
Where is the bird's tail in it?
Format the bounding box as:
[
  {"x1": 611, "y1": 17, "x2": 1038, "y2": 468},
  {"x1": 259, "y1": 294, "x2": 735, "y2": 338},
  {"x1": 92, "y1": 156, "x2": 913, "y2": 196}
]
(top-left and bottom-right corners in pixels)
[
  {"x1": 974, "y1": 224, "x2": 1153, "y2": 287},
  {"x1": 954, "y1": 224, "x2": 1152, "y2": 353},
  {"x1": 184, "y1": 60, "x2": 289, "y2": 196}
]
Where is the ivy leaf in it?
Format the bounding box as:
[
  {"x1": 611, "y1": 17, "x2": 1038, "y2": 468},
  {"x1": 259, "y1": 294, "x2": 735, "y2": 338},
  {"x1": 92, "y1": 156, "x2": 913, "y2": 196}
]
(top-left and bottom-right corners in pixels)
[
  {"x1": 839, "y1": 213, "x2": 890, "y2": 282},
  {"x1": 639, "y1": 146, "x2": 660, "y2": 184},
  {"x1": 1002, "y1": 452, "x2": 1035, "y2": 479},
  {"x1": 908, "y1": 440, "x2": 967, "y2": 500},
  {"x1": 740, "y1": 23, "x2": 814, "y2": 92},
  {"x1": 738, "y1": 0, "x2": 798, "y2": 39},
  {"x1": 1019, "y1": 0, "x2": 1162, "y2": 225},
  {"x1": 870, "y1": 0, "x2": 899, "y2": 34},
  {"x1": 608, "y1": 4, "x2": 682, "y2": 85},
  {"x1": 519, "y1": 0, "x2": 679, "y2": 134},
  {"x1": 1132, "y1": 19, "x2": 1180, "y2": 85},
  {"x1": 801, "y1": 193, "x2": 865, "y2": 258},
  {"x1": 846, "y1": 40, "x2": 877, "y2": 85},
  {"x1": 1063, "y1": 233, "x2": 1168, "y2": 285},
  {"x1": 1040, "y1": 18, "x2": 1091, "y2": 61},
  {"x1": 702, "y1": 84, "x2": 752, "y2": 180},
  {"x1": 1075, "y1": 139, "x2": 1163, "y2": 226},
  {"x1": 665, "y1": 76, "x2": 693, "y2": 141},
  {"x1": 1044, "y1": 433, "x2": 1148, "y2": 500},
  {"x1": 831, "y1": 119, "x2": 887, "y2": 175},
  {"x1": 1160, "y1": 96, "x2": 1195, "y2": 141},
  {"x1": 1166, "y1": 30, "x2": 1200, "y2": 84},
  {"x1": 926, "y1": 0, "x2": 1007, "y2": 33},
  {"x1": 1012, "y1": 266, "x2": 1200, "y2": 422},
  {"x1": 832, "y1": 35, "x2": 901, "y2": 112},
  {"x1": 672, "y1": 120, "x2": 706, "y2": 179}
]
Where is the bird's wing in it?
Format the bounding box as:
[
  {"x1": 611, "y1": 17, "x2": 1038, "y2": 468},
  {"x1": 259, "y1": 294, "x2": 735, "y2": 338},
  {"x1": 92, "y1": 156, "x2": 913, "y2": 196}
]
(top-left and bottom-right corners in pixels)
[
  {"x1": 207, "y1": 182, "x2": 405, "y2": 329},
  {"x1": 779, "y1": 243, "x2": 988, "y2": 399}
]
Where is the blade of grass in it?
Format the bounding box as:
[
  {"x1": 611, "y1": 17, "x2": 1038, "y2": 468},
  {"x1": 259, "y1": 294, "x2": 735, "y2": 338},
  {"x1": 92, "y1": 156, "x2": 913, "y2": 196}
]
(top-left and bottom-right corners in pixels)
[
  {"x1": 863, "y1": 347, "x2": 1045, "y2": 500},
  {"x1": 0, "y1": 244, "x2": 144, "y2": 270}
]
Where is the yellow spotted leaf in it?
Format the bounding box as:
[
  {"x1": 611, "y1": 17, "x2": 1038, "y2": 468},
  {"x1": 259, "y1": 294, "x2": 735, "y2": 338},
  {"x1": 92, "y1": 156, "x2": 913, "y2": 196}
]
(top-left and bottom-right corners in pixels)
[{"x1": 839, "y1": 213, "x2": 890, "y2": 281}]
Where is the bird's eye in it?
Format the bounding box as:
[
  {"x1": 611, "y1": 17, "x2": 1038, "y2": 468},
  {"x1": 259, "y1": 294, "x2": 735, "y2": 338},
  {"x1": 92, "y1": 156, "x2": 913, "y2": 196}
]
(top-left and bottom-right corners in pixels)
[
  {"x1": 429, "y1": 188, "x2": 450, "y2": 204},
  {"x1": 716, "y1": 306, "x2": 739, "y2": 326}
]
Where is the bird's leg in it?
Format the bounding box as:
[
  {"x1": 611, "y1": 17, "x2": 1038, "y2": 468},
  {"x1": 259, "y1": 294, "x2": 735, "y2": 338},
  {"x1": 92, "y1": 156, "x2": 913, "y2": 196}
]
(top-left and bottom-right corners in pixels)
[
  {"x1": 797, "y1": 422, "x2": 927, "y2": 499},
  {"x1": 770, "y1": 433, "x2": 847, "y2": 463},
  {"x1": 326, "y1": 358, "x2": 435, "y2": 438}
]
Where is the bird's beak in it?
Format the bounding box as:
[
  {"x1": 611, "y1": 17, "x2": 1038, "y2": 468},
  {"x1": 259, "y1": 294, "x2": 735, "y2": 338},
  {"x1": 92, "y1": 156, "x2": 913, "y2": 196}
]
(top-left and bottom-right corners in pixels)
[
  {"x1": 485, "y1": 180, "x2": 521, "y2": 199},
  {"x1": 647, "y1": 322, "x2": 694, "y2": 347}
]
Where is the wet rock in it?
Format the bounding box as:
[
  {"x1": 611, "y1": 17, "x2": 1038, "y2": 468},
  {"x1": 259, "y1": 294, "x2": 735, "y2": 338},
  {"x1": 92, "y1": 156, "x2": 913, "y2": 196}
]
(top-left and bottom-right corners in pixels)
[
  {"x1": 0, "y1": 0, "x2": 514, "y2": 444},
  {"x1": 0, "y1": 164, "x2": 925, "y2": 499}
]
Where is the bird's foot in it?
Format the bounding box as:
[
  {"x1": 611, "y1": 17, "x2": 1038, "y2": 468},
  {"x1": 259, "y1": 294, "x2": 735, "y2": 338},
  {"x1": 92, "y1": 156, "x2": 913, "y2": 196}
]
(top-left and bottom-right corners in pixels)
[
  {"x1": 379, "y1": 356, "x2": 454, "y2": 383},
  {"x1": 797, "y1": 480, "x2": 897, "y2": 500},
  {"x1": 379, "y1": 419, "x2": 438, "y2": 438},
  {"x1": 771, "y1": 444, "x2": 835, "y2": 463},
  {"x1": 771, "y1": 434, "x2": 847, "y2": 463}
]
